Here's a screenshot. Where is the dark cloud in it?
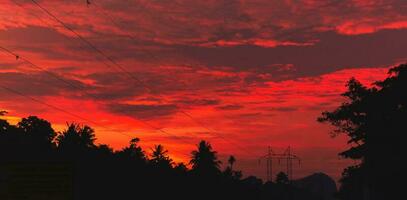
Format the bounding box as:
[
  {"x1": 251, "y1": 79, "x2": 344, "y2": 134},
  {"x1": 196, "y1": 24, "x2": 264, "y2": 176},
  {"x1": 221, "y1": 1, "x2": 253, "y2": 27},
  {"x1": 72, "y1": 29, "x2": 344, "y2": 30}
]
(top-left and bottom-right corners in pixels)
[
  {"x1": 3, "y1": 1, "x2": 405, "y2": 88},
  {"x1": 84, "y1": 69, "x2": 261, "y2": 101},
  {"x1": 106, "y1": 103, "x2": 179, "y2": 120},
  {"x1": 216, "y1": 104, "x2": 244, "y2": 110},
  {"x1": 236, "y1": 112, "x2": 263, "y2": 118},
  {"x1": 0, "y1": 71, "x2": 92, "y2": 99},
  {"x1": 174, "y1": 29, "x2": 407, "y2": 80},
  {"x1": 0, "y1": 26, "x2": 66, "y2": 45},
  {"x1": 0, "y1": 26, "x2": 99, "y2": 62},
  {"x1": 51, "y1": 66, "x2": 82, "y2": 73},
  {"x1": 175, "y1": 98, "x2": 221, "y2": 107},
  {"x1": 0, "y1": 61, "x2": 24, "y2": 70},
  {"x1": 83, "y1": 86, "x2": 146, "y2": 101},
  {"x1": 269, "y1": 106, "x2": 299, "y2": 112},
  {"x1": 84, "y1": 71, "x2": 189, "y2": 100},
  {"x1": 306, "y1": 102, "x2": 336, "y2": 111}
]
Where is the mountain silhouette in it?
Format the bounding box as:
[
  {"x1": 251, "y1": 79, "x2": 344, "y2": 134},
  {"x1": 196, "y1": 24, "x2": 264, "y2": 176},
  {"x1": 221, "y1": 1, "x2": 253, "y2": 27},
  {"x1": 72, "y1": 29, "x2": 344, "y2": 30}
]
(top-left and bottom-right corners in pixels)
[{"x1": 293, "y1": 173, "x2": 337, "y2": 200}]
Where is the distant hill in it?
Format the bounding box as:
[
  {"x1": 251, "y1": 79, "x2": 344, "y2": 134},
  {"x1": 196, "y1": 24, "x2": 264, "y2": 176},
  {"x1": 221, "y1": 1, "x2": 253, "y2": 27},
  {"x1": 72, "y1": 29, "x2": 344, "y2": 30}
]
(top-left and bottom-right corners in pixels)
[{"x1": 293, "y1": 173, "x2": 337, "y2": 200}]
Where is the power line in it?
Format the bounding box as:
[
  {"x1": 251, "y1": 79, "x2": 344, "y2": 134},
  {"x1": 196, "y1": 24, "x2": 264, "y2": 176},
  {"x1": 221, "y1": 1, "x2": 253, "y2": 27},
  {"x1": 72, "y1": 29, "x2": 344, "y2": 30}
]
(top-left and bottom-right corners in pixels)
[
  {"x1": 0, "y1": 46, "x2": 91, "y2": 97},
  {"x1": 81, "y1": 0, "x2": 373, "y2": 165},
  {"x1": 89, "y1": 0, "x2": 258, "y2": 157},
  {"x1": 0, "y1": 50, "x2": 195, "y2": 157},
  {"x1": 9, "y1": 0, "x2": 347, "y2": 165},
  {"x1": 30, "y1": 0, "x2": 154, "y2": 93},
  {"x1": 90, "y1": 0, "x2": 190, "y2": 85},
  {"x1": 9, "y1": 0, "x2": 124, "y2": 77},
  {"x1": 6, "y1": 1, "x2": 202, "y2": 156},
  {"x1": 0, "y1": 44, "x2": 194, "y2": 150},
  {"x1": 0, "y1": 84, "x2": 127, "y2": 137},
  {"x1": 86, "y1": 0, "x2": 345, "y2": 158},
  {"x1": 29, "y1": 0, "x2": 257, "y2": 157},
  {"x1": 8, "y1": 0, "x2": 196, "y2": 145},
  {"x1": 0, "y1": 83, "x2": 192, "y2": 158},
  {"x1": 7, "y1": 0, "x2": 198, "y2": 144}
]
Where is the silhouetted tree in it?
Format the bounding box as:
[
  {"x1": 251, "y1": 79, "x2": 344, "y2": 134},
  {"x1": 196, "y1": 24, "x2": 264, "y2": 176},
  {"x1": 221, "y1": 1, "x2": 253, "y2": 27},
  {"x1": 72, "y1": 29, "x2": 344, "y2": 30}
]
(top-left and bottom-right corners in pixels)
[
  {"x1": 150, "y1": 144, "x2": 173, "y2": 169},
  {"x1": 18, "y1": 116, "x2": 56, "y2": 148},
  {"x1": 0, "y1": 111, "x2": 21, "y2": 154},
  {"x1": 174, "y1": 162, "x2": 188, "y2": 174},
  {"x1": 56, "y1": 123, "x2": 96, "y2": 152},
  {"x1": 228, "y1": 155, "x2": 236, "y2": 170},
  {"x1": 318, "y1": 63, "x2": 407, "y2": 199},
  {"x1": 0, "y1": 119, "x2": 8, "y2": 135},
  {"x1": 117, "y1": 138, "x2": 146, "y2": 163},
  {"x1": 96, "y1": 144, "x2": 114, "y2": 156},
  {"x1": 0, "y1": 112, "x2": 325, "y2": 200},
  {"x1": 337, "y1": 166, "x2": 364, "y2": 200},
  {"x1": 223, "y1": 155, "x2": 242, "y2": 181},
  {"x1": 0, "y1": 111, "x2": 11, "y2": 135},
  {"x1": 276, "y1": 172, "x2": 289, "y2": 184},
  {"x1": 190, "y1": 140, "x2": 221, "y2": 176}
]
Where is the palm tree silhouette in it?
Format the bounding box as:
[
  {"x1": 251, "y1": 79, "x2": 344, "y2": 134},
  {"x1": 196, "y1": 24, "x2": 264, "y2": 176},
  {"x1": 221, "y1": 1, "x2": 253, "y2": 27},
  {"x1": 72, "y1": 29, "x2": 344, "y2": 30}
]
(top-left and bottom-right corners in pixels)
[
  {"x1": 56, "y1": 123, "x2": 96, "y2": 151},
  {"x1": 150, "y1": 144, "x2": 173, "y2": 168},
  {"x1": 190, "y1": 140, "x2": 221, "y2": 175},
  {"x1": 228, "y1": 155, "x2": 236, "y2": 171}
]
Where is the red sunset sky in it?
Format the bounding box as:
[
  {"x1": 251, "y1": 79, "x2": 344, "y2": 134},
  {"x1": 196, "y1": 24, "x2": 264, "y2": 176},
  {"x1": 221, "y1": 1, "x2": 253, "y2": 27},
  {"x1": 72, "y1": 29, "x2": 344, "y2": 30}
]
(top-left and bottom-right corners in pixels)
[{"x1": 0, "y1": 0, "x2": 406, "y2": 182}]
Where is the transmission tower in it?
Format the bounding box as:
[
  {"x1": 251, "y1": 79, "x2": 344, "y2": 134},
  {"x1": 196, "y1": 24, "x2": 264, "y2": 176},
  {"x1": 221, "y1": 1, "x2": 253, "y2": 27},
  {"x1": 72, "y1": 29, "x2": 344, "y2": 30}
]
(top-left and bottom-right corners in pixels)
[{"x1": 258, "y1": 146, "x2": 301, "y2": 182}]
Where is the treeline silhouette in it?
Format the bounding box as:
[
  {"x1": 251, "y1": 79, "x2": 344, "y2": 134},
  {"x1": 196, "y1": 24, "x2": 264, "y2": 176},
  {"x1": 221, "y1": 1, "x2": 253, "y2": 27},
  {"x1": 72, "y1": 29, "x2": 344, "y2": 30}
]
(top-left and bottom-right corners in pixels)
[
  {"x1": 0, "y1": 114, "x2": 319, "y2": 200},
  {"x1": 5, "y1": 62, "x2": 404, "y2": 200},
  {"x1": 319, "y1": 63, "x2": 407, "y2": 200}
]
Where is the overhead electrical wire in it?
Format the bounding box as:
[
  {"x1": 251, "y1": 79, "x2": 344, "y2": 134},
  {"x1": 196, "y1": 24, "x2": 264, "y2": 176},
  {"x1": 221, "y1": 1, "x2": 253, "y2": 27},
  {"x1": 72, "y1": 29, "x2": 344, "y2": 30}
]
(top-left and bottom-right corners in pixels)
[
  {"x1": 4, "y1": 0, "x2": 204, "y2": 158},
  {"x1": 12, "y1": 0, "x2": 344, "y2": 160},
  {"x1": 29, "y1": 0, "x2": 256, "y2": 156},
  {"x1": 0, "y1": 82, "x2": 192, "y2": 157},
  {"x1": 6, "y1": 0, "x2": 197, "y2": 147},
  {"x1": 0, "y1": 46, "x2": 188, "y2": 144}
]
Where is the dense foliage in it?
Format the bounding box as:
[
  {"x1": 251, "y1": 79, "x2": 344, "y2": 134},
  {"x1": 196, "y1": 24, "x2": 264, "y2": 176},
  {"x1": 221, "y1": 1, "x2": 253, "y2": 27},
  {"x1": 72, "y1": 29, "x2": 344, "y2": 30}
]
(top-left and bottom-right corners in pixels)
[
  {"x1": 0, "y1": 115, "x2": 318, "y2": 200},
  {"x1": 319, "y1": 63, "x2": 407, "y2": 200}
]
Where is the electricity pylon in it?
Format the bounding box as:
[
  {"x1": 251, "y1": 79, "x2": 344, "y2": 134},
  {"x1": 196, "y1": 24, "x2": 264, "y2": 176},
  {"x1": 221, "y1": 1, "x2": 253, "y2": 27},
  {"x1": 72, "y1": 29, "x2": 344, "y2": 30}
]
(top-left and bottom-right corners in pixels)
[{"x1": 258, "y1": 146, "x2": 301, "y2": 182}]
